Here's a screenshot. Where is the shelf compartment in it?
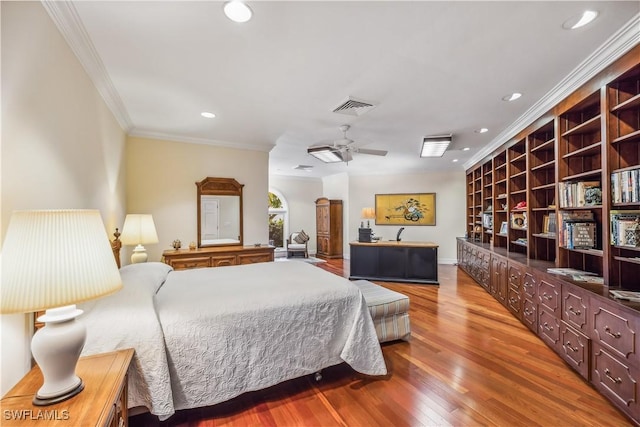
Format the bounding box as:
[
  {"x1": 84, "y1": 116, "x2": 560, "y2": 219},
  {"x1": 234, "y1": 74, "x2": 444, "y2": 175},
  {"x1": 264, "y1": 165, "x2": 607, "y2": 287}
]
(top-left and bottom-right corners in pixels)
[
  {"x1": 611, "y1": 129, "x2": 640, "y2": 144},
  {"x1": 562, "y1": 141, "x2": 602, "y2": 159},
  {"x1": 562, "y1": 169, "x2": 603, "y2": 182},
  {"x1": 531, "y1": 183, "x2": 556, "y2": 191},
  {"x1": 613, "y1": 256, "x2": 640, "y2": 264},
  {"x1": 531, "y1": 160, "x2": 555, "y2": 172},
  {"x1": 611, "y1": 93, "x2": 640, "y2": 112},
  {"x1": 561, "y1": 115, "x2": 601, "y2": 137}
]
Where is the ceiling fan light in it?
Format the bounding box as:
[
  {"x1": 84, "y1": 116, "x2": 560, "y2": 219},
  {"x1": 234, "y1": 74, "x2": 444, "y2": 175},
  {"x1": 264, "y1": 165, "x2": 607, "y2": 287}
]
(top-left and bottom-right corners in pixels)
[
  {"x1": 307, "y1": 146, "x2": 343, "y2": 163},
  {"x1": 420, "y1": 135, "x2": 451, "y2": 158},
  {"x1": 224, "y1": 1, "x2": 253, "y2": 23}
]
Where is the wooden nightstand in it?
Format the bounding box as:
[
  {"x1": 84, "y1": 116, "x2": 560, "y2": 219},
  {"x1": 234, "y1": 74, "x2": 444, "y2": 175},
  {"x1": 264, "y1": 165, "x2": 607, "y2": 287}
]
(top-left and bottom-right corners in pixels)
[{"x1": 1, "y1": 349, "x2": 134, "y2": 426}]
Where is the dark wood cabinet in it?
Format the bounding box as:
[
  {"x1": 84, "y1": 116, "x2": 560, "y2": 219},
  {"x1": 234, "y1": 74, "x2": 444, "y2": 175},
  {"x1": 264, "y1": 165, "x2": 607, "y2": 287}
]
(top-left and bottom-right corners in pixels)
[
  {"x1": 315, "y1": 198, "x2": 343, "y2": 259},
  {"x1": 457, "y1": 238, "x2": 640, "y2": 424},
  {"x1": 350, "y1": 241, "x2": 438, "y2": 284}
]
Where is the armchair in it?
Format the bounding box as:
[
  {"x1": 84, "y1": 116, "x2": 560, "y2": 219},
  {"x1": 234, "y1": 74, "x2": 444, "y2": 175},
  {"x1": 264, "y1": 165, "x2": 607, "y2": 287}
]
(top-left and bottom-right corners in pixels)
[{"x1": 287, "y1": 231, "x2": 309, "y2": 258}]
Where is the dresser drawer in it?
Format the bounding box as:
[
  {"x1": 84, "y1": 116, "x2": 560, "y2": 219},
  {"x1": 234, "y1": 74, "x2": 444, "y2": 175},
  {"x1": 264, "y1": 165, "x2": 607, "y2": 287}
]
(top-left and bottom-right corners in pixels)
[
  {"x1": 538, "y1": 307, "x2": 561, "y2": 350},
  {"x1": 538, "y1": 277, "x2": 561, "y2": 314},
  {"x1": 562, "y1": 286, "x2": 590, "y2": 333},
  {"x1": 593, "y1": 304, "x2": 637, "y2": 364},
  {"x1": 211, "y1": 255, "x2": 237, "y2": 267},
  {"x1": 522, "y1": 271, "x2": 536, "y2": 299},
  {"x1": 238, "y1": 252, "x2": 272, "y2": 265},
  {"x1": 592, "y1": 343, "x2": 639, "y2": 421},
  {"x1": 522, "y1": 298, "x2": 537, "y2": 332},
  {"x1": 170, "y1": 257, "x2": 211, "y2": 270},
  {"x1": 560, "y1": 320, "x2": 590, "y2": 380}
]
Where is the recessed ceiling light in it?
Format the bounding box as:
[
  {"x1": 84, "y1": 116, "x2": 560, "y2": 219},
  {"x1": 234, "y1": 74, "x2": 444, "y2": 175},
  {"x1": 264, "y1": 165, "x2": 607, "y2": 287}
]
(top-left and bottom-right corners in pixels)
[
  {"x1": 201, "y1": 112, "x2": 216, "y2": 118},
  {"x1": 224, "y1": 1, "x2": 252, "y2": 23},
  {"x1": 475, "y1": 128, "x2": 488, "y2": 134},
  {"x1": 462, "y1": 147, "x2": 470, "y2": 151},
  {"x1": 502, "y1": 93, "x2": 522, "y2": 102},
  {"x1": 452, "y1": 159, "x2": 459, "y2": 163},
  {"x1": 563, "y1": 10, "x2": 598, "y2": 30}
]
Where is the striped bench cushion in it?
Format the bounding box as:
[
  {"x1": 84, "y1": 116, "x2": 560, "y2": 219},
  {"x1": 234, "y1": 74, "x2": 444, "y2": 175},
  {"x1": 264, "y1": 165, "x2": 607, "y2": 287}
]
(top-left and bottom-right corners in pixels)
[{"x1": 352, "y1": 280, "x2": 411, "y2": 343}]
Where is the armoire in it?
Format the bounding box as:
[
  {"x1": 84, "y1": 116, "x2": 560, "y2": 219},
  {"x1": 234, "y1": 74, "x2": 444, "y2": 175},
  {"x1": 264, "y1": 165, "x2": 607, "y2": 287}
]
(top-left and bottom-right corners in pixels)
[{"x1": 315, "y1": 198, "x2": 343, "y2": 259}]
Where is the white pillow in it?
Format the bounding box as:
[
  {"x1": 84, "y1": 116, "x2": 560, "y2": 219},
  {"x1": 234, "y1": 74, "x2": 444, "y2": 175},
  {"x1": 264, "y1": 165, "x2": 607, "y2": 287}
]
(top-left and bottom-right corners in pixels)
[{"x1": 120, "y1": 262, "x2": 173, "y2": 294}]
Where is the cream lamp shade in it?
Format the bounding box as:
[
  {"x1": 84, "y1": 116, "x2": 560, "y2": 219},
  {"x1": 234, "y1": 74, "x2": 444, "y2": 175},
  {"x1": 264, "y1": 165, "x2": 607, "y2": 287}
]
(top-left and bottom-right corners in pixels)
[
  {"x1": 0, "y1": 209, "x2": 122, "y2": 405},
  {"x1": 361, "y1": 207, "x2": 375, "y2": 227},
  {"x1": 120, "y1": 214, "x2": 159, "y2": 263}
]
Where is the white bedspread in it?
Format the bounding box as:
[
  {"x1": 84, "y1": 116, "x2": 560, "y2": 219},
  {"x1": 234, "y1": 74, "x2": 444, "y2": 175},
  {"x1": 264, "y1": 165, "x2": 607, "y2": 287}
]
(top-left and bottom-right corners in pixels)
[
  {"x1": 79, "y1": 261, "x2": 386, "y2": 421},
  {"x1": 79, "y1": 263, "x2": 175, "y2": 419},
  {"x1": 156, "y1": 261, "x2": 387, "y2": 412}
]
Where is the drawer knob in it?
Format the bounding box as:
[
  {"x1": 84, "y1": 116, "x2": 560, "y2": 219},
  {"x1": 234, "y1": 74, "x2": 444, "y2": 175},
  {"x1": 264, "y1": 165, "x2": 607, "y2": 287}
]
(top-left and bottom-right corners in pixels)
[
  {"x1": 604, "y1": 326, "x2": 621, "y2": 339},
  {"x1": 568, "y1": 306, "x2": 581, "y2": 316},
  {"x1": 604, "y1": 369, "x2": 622, "y2": 384}
]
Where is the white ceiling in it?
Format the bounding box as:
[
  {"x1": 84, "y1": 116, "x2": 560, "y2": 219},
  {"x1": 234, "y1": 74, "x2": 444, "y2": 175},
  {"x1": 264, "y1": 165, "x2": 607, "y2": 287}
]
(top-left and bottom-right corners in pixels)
[{"x1": 46, "y1": 1, "x2": 639, "y2": 178}]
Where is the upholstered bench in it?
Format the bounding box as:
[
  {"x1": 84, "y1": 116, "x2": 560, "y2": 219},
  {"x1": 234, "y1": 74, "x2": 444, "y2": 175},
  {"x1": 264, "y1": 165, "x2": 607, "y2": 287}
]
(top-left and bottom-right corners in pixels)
[{"x1": 352, "y1": 280, "x2": 411, "y2": 343}]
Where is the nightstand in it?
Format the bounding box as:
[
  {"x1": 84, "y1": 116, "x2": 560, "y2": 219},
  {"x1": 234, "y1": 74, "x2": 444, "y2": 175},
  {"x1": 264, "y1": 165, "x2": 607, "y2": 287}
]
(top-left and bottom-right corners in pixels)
[{"x1": 1, "y1": 349, "x2": 134, "y2": 426}]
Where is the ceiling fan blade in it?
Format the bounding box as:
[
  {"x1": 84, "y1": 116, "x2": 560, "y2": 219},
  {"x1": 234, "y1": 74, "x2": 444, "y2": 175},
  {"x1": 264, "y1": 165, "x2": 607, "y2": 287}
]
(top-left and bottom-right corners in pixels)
[{"x1": 355, "y1": 148, "x2": 388, "y2": 156}]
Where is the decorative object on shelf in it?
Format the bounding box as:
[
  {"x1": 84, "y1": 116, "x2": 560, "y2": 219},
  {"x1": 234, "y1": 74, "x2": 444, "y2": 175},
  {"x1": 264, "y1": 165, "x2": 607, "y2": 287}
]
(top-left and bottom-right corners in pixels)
[
  {"x1": 375, "y1": 193, "x2": 436, "y2": 225},
  {"x1": 121, "y1": 214, "x2": 159, "y2": 263},
  {"x1": 189, "y1": 241, "x2": 197, "y2": 250},
  {"x1": 483, "y1": 213, "x2": 493, "y2": 229},
  {"x1": 501, "y1": 203, "x2": 508, "y2": 210},
  {"x1": 513, "y1": 200, "x2": 527, "y2": 210},
  {"x1": 485, "y1": 204, "x2": 493, "y2": 212},
  {"x1": 624, "y1": 218, "x2": 640, "y2": 247},
  {"x1": 584, "y1": 185, "x2": 602, "y2": 206},
  {"x1": 499, "y1": 221, "x2": 508, "y2": 235},
  {"x1": 172, "y1": 239, "x2": 182, "y2": 250},
  {"x1": 0, "y1": 210, "x2": 122, "y2": 405},
  {"x1": 510, "y1": 212, "x2": 527, "y2": 230},
  {"x1": 610, "y1": 210, "x2": 640, "y2": 246}
]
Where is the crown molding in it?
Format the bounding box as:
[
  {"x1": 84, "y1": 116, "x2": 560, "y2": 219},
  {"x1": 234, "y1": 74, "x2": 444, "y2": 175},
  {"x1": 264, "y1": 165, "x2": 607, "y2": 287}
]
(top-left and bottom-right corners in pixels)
[
  {"x1": 128, "y1": 129, "x2": 274, "y2": 153},
  {"x1": 41, "y1": 1, "x2": 133, "y2": 132},
  {"x1": 464, "y1": 13, "x2": 640, "y2": 170}
]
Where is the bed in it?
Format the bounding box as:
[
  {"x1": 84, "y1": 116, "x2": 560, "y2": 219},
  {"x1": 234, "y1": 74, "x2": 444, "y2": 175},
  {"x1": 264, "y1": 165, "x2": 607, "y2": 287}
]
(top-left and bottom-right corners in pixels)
[{"x1": 77, "y1": 260, "x2": 387, "y2": 421}]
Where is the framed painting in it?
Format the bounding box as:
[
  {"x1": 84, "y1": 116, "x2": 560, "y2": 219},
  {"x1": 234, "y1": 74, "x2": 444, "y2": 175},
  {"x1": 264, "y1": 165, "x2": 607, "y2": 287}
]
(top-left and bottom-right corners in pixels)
[{"x1": 375, "y1": 193, "x2": 436, "y2": 226}]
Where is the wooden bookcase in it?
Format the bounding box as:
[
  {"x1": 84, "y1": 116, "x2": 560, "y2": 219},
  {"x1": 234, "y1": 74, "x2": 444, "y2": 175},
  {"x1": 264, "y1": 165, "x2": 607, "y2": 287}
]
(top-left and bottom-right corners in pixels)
[
  {"x1": 493, "y1": 150, "x2": 508, "y2": 249},
  {"x1": 507, "y1": 138, "x2": 528, "y2": 255},
  {"x1": 528, "y1": 120, "x2": 556, "y2": 262},
  {"x1": 464, "y1": 46, "x2": 640, "y2": 293},
  {"x1": 482, "y1": 160, "x2": 493, "y2": 244},
  {"x1": 607, "y1": 63, "x2": 640, "y2": 291}
]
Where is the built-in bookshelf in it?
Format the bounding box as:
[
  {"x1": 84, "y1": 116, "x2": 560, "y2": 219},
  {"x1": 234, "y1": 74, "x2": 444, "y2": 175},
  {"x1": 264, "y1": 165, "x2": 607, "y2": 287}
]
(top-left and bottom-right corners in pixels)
[
  {"x1": 464, "y1": 48, "x2": 640, "y2": 293},
  {"x1": 607, "y1": 63, "x2": 640, "y2": 290},
  {"x1": 508, "y1": 139, "x2": 528, "y2": 255},
  {"x1": 482, "y1": 160, "x2": 493, "y2": 244},
  {"x1": 557, "y1": 90, "x2": 604, "y2": 278},
  {"x1": 493, "y1": 150, "x2": 508, "y2": 249},
  {"x1": 528, "y1": 120, "x2": 556, "y2": 262}
]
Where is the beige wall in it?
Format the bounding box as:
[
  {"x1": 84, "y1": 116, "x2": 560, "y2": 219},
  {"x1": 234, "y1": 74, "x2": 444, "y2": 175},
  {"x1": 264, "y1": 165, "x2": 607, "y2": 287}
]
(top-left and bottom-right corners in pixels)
[
  {"x1": 125, "y1": 137, "x2": 270, "y2": 263},
  {"x1": 1, "y1": 2, "x2": 127, "y2": 394}
]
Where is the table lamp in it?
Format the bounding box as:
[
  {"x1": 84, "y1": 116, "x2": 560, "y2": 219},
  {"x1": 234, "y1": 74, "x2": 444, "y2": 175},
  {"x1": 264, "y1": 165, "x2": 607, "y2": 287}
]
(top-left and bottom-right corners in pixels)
[
  {"x1": 361, "y1": 207, "x2": 376, "y2": 228},
  {"x1": 120, "y1": 214, "x2": 159, "y2": 263},
  {"x1": 1, "y1": 210, "x2": 122, "y2": 405}
]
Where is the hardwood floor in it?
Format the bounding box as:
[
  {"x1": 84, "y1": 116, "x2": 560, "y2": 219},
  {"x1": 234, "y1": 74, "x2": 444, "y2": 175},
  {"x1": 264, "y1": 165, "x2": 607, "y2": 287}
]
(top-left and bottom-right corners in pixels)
[{"x1": 130, "y1": 260, "x2": 632, "y2": 427}]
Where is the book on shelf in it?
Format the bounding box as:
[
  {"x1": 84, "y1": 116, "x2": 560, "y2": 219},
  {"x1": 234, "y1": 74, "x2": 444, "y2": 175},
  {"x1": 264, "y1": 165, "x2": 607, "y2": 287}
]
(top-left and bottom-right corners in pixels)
[
  {"x1": 609, "y1": 290, "x2": 640, "y2": 302},
  {"x1": 558, "y1": 211, "x2": 596, "y2": 250},
  {"x1": 559, "y1": 181, "x2": 601, "y2": 208},
  {"x1": 610, "y1": 210, "x2": 640, "y2": 246},
  {"x1": 611, "y1": 168, "x2": 640, "y2": 204}
]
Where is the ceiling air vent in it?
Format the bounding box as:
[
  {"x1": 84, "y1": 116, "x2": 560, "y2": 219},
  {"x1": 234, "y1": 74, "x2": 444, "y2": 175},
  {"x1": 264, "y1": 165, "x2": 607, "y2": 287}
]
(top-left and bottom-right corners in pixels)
[
  {"x1": 332, "y1": 97, "x2": 376, "y2": 116},
  {"x1": 293, "y1": 165, "x2": 314, "y2": 171}
]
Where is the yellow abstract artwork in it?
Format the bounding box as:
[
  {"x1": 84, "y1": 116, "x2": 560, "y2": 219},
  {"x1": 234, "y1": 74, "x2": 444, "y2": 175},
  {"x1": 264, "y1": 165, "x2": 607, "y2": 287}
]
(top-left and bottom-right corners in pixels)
[{"x1": 375, "y1": 193, "x2": 436, "y2": 225}]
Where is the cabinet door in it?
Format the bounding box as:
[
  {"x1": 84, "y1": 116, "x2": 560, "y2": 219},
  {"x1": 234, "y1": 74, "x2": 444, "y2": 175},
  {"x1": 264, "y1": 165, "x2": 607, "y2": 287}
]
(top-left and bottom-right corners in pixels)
[
  {"x1": 406, "y1": 247, "x2": 437, "y2": 281},
  {"x1": 317, "y1": 235, "x2": 329, "y2": 255},
  {"x1": 316, "y1": 205, "x2": 329, "y2": 234},
  {"x1": 592, "y1": 343, "x2": 640, "y2": 421},
  {"x1": 379, "y1": 247, "x2": 407, "y2": 279},
  {"x1": 350, "y1": 245, "x2": 379, "y2": 277},
  {"x1": 560, "y1": 320, "x2": 590, "y2": 380},
  {"x1": 562, "y1": 286, "x2": 590, "y2": 334},
  {"x1": 490, "y1": 257, "x2": 507, "y2": 304},
  {"x1": 506, "y1": 263, "x2": 523, "y2": 317}
]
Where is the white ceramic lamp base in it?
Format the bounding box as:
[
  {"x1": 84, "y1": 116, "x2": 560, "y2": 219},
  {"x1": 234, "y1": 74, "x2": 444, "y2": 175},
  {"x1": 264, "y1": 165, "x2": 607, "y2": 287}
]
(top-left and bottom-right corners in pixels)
[
  {"x1": 131, "y1": 244, "x2": 148, "y2": 263},
  {"x1": 31, "y1": 305, "x2": 86, "y2": 405}
]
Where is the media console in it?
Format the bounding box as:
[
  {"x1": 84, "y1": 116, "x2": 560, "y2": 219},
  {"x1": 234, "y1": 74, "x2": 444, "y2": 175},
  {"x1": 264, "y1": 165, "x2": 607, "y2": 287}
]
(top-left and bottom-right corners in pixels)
[{"x1": 349, "y1": 241, "x2": 438, "y2": 285}]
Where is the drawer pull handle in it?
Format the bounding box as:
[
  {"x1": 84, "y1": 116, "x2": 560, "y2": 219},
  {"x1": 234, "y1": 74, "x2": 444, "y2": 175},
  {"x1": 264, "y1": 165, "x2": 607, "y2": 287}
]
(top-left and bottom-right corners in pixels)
[
  {"x1": 604, "y1": 369, "x2": 622, "y2": 384},
  {"x1": 604, "y1": 326, "x2": 621, "y2": 339},
  {"x1": 543, "y1": 322, "x2": 553, "y2": 332},
  {"x1": 542, "y1": 292, "x2": 553, "y2": 301},
  {"x1": 568, "y1": 307, "x2": 581, "y2": 316},
  {"x1": 565, "y1": 342, "x2": 578, "y2": 352}
]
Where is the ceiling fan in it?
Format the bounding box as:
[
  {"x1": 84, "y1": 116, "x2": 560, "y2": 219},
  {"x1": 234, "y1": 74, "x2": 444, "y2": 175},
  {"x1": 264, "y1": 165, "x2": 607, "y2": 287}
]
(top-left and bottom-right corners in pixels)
[{"x1": 307, "y1": 125, "x2": 388, "y2": 163}]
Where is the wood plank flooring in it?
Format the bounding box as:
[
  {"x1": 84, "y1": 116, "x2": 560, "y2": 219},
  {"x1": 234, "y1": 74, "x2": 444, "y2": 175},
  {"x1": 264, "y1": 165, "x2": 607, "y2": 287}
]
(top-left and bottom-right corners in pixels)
[{"x1": 130, "y1": 260, "x2": 632, "y2": 426}]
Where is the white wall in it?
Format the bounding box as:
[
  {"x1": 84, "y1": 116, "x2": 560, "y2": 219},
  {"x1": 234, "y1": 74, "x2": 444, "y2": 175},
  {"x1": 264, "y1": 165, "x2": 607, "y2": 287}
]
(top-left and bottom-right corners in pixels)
[
  {"x1": 348, "y1": 171, "x2": 466, "y2": 263},
  {"x1": 269, "y1": 176, "x2": 323, "y2": 254},
  {"x1": 1, "y1": 2, "x2": 126, "y2": 394},
  {"x1": 125, "y1": 137, "x2": 270, "y2": 263},
  {"x1": 272, "y1": 170, "x2": 466, "y2": 263}
]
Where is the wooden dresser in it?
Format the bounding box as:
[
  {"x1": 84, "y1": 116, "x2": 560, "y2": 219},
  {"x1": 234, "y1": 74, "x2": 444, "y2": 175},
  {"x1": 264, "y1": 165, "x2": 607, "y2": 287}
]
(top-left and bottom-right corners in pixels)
[
  {"x1": 1, "y1": 349, "x2": 133, "y2": 427},
  {"x1": 162, "y1": 245, "x2": 274, "y2": 270},
  {"x1": 315, "y1": 198, "x2": 343, "y2": 259}
]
